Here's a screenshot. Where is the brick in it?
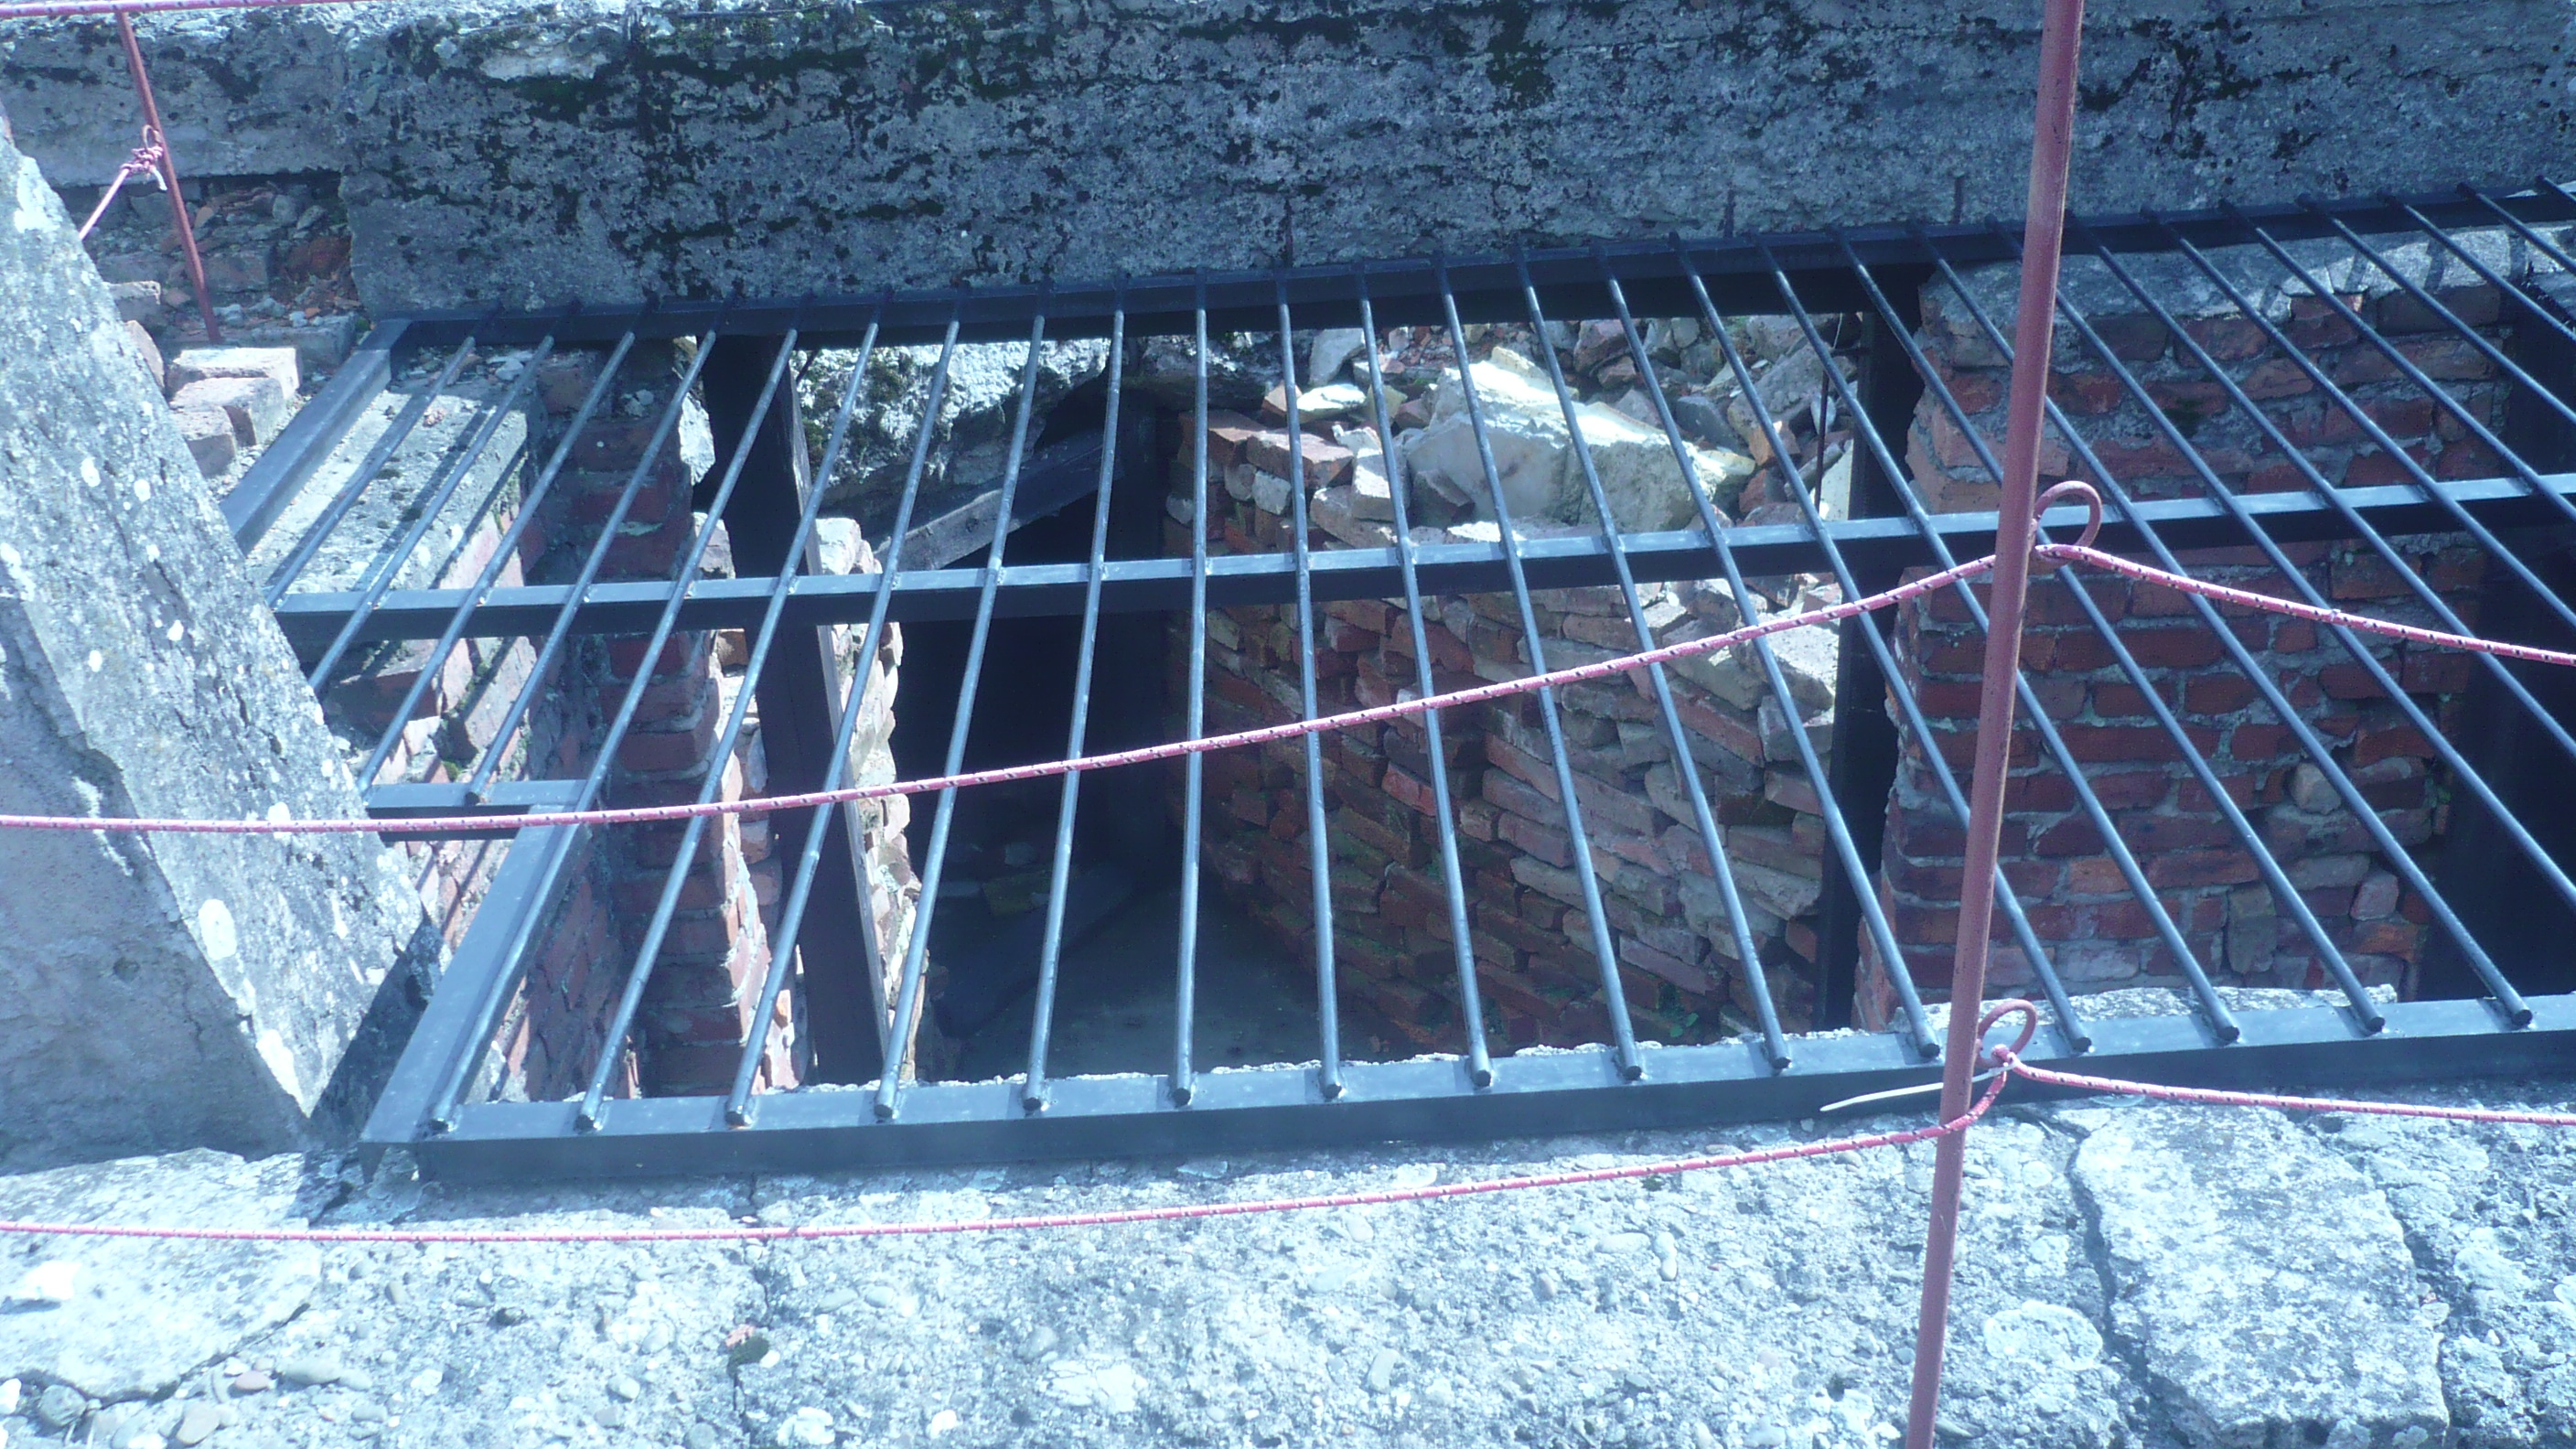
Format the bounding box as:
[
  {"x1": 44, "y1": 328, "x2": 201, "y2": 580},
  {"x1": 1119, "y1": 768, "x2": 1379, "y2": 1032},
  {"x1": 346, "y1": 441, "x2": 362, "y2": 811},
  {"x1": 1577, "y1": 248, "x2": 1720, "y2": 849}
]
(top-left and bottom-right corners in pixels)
[
  {"x1": 2239, "y1": 357, "x2": 2314, "y2": 400},
  {"x1": 1497, "y1": 810, "x2": 1575, "y2": 868},
  {"x1": 1243, "y1": 429, "x2": 1354, "y2": 488},
  {"x1": 2432, "y1": 440, "x2": 2506, "y2": 481},
  {"x1": 608, "y1": 629, "x2": 714, "y2": 682},
  {"x1": 166, "y1": 344, "x2": 300, "y2": 398},
  {"x1": 1510, "y1": 854, "x2": 1587, "y2": 907},
  {"x1": 1945, "y1": 369, "x2": 2005, "y2": 413},
  {"x1": 2056, "y1": 724, "x2": 2192, "y2": 764},
  {"x1": 2181, "y1": 315, "x2": 2269, "y2": 362},
  {"x1": 2281, "y1": 294, "x2": 2362, "y2": 349},
  {"x1": 2343, "y1": 445, "x2": 2433, "y2": 488},
  {"x1": 2115, "y1": 628, "x2": 2227, "y2": 670},
  {"x1": 2147, "y1": 848, "x2": 2261, "y2": 889},
  {"x1": 171, "y1": 374, "x2": 292, "y2": 446},
  {"x1": 1203, "y1": 410, "x2": 1266, "y2": 467},
  {"x1": 171, "y1": 405, "x2": 237, "y2": 476},
  {"x1": 2088, "y1": 315, "x2": 2170, "y2": 363},
  {"x1": 2046, "y1": 369, "x2": 2125, "y2": 414}
]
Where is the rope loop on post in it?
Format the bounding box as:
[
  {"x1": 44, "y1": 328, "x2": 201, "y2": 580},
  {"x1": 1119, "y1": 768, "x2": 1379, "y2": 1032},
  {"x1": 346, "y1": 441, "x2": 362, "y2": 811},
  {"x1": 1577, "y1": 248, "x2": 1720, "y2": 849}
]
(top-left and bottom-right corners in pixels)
[
  {"x1": 1973, "y1": 997, "x2": 2042, "y2": 1069},
  {"x1": 2030, "y1": 479, "x2": 2103, "y2": 569}
]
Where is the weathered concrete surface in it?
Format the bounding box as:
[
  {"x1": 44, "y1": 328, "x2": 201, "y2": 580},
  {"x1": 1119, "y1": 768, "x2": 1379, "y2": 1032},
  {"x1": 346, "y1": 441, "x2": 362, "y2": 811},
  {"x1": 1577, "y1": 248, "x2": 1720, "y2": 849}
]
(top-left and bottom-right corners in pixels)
[
  {"x1": 0, "y1": 1064, "x2": 2567, "y2": 1449},
  {"x1": 2072, "y1": 1109, "x2": 2448, "y2": 1448},
  {"x1": 6, "y1": 0, "x2": 2572, "y2": 312},
  {"x1": 0, "y1": 122, "x2": 439, "y2": 1171},
  {"x1": 0, "y1": 1152, "x2": 321, "y2": 1402}
]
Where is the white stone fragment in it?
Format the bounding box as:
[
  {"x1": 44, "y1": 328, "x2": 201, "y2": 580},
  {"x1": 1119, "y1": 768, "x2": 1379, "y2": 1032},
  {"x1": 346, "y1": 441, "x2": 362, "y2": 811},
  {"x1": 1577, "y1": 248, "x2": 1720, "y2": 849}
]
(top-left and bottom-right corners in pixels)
[{"x1": 10, "y1": 1260, "x2": 79, "y2": 1304}]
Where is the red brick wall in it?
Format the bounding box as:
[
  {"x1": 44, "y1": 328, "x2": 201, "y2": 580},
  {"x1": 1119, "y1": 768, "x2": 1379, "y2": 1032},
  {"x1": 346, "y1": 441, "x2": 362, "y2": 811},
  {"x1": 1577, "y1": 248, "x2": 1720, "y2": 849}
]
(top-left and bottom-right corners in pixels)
[
  {"x1": 1863, "y1": 270, "x2": 2510, "y2": 1017},
  {"x1": 1166, "y1": 404, "x2": 1834, "y2": 1052},
  {"x1": 328, "y1": 345, "x2": 795, "y2": 1101}
]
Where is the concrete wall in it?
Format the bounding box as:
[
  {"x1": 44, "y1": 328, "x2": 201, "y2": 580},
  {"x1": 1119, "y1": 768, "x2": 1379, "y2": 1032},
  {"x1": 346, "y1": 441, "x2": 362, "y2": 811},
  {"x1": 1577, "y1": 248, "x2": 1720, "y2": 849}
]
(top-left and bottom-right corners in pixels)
[
  {"x1": 0, "y1": 117, "x2": 438, "y2": 1169},
  {"x1": 5, "y1": 0, "x2": 2571, "y2": 313}
]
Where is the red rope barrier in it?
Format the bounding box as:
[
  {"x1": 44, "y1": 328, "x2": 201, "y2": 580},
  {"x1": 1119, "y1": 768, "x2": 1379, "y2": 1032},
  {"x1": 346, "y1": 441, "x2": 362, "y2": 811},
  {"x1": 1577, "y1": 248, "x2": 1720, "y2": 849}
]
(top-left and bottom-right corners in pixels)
[
  {"x1": 2039, "y1": 542, "x2": 2576, "y2": 670},
  {"x1": 1998, "y1": 1053, "x2": 2576, "y2": 1128},
  {"x1": 73, "y1": 133, "x2": 162, "y2": 240},
  {"x1": 0, "y1": 550, "x2": 2006, "y2": 836},
  {"x1": 3, "y1": 528, "x2": 2568, "y2": 839}
]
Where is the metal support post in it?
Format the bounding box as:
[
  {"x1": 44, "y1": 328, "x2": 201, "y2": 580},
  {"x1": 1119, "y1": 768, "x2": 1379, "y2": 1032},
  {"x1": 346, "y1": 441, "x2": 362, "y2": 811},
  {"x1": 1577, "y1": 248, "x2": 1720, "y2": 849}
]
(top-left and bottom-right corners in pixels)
[
  {"x1": 1815, "y1": 296, "x2": 1926, "y2": 1027},
  {"x1": 113, "y1": 8, "x2": 220, "y2": 343},
  {"x1": 1903, "y1": 0, "x2": 2087, "y2": 1440},
  {"x1": 700, "y1": 334, "x2": 887, "y2": 1085}
]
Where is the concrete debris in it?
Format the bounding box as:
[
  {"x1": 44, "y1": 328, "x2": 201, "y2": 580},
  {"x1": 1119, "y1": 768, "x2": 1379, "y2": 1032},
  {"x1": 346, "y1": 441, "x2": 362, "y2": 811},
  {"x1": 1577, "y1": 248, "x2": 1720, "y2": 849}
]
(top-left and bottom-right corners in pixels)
[
  {"x1": 165, "y1": 346, "x2": 300, "y2": 400},
  {"x1": 1401, "y1": 349, "x2": 1755, "y2": 533},
  {"x1": 800, "y1": 339, "x2": 1111, "y2": 527},
  {"x1": 169, "y1": 374, "x2": 291, "y2": 448}
]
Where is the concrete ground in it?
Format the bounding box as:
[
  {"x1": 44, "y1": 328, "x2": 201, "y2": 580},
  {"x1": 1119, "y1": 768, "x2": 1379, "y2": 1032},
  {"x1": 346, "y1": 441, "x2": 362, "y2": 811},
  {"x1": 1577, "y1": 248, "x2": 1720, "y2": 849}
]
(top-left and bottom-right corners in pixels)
[{"x1": 0, "y1": 1041, "x2": 2571, "y2": 1449}]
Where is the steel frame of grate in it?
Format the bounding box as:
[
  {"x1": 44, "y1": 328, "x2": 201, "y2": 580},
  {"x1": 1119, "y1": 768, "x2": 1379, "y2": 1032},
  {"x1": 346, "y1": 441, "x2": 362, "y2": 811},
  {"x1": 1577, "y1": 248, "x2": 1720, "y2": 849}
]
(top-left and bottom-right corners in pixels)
[{"x1": 207, "y1": 183, "x2": 2576, "y2": 1179}]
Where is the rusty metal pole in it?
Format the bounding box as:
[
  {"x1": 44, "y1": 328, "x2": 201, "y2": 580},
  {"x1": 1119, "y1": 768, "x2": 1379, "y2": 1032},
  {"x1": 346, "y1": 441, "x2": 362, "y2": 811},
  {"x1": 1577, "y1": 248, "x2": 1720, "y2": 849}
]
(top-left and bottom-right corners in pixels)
[
  {"x1": 113, "y1": 6, "x2": 222, "y2": 343},
  {"x1": 1901, "y1": 0, "x2": 2085, "y2": 1443}
]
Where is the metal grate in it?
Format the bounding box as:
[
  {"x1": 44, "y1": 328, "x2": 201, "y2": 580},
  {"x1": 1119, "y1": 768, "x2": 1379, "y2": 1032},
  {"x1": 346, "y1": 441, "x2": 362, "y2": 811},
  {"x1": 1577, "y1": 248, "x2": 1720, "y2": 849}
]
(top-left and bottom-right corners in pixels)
[{"x1": 215, "y1": 183, "x2": 2576, "y2": 1178}]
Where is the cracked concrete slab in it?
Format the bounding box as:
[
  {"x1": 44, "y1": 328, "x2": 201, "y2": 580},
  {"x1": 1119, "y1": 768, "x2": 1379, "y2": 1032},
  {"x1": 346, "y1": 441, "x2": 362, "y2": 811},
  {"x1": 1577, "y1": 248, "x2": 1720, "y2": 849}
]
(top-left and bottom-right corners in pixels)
[
  {"x1": 6, "y1": 1, "x2": 2571, "y2": 311},
  {"x1": 0, "y1": 1152, "x2": 321, "y2": 1401},
  {"x1": 2309, "y1": 1089, "x2": 2576, "y2": 1449},
  {"x1": 2070, "y1": 1104, "x2": 2448, "y2": 1449},
  {"x1": 0, "y1": 991, "x2": 2564, "y2": 1449}
]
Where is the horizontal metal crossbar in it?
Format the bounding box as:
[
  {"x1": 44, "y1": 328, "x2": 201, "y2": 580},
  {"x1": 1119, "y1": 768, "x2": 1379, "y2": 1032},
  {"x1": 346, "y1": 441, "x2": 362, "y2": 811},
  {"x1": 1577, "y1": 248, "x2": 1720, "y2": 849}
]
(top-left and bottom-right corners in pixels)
[
  {"x1": 221, "y1": 178, "x2": 2576, "y2": 1179},
  {"x1": 277, "y1": 474, "x2": 2576, "y2": 649},
  {"x1": 409, "y1": 993, "x2": 2576, "y2": 1180}
]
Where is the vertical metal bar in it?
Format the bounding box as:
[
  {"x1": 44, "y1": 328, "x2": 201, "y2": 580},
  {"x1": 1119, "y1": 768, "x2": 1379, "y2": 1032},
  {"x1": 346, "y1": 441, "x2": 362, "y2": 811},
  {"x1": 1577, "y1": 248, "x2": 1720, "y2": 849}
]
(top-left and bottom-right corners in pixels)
[
  {"x1": 702, "y1": 329, "x2": 887, "y2": 1085},
  {"x1": 873, "y1": 310, "x2": 1058, "y2": 1122},
  {"x1": 1907, "y1": 0, "x2": 2085, "y2": 1438},
  {"x1": 1717, "y1": 245, "x2": 2077, "y2": 1055},
  {"x1": 1814, "y1": 300, "x2": 1921, "y2": 1029},
  {"x1": 1025, "y1": 299, "x2": 1128, "y2": 1112},
  {"x1": 1172, "y1": 285, "x2": 1214, "y2": 1107},
  {"x1": 724, "y1": 316, "x2": 965, "y2": 1124},
  {"x1": 1355, "y1": 274, "x2": 1494, "y2": 1086},
  {"x1": 1431, "y1": 259, "x2": 1644, "y2": 1080},
  {"x1": 1514, "y1": 252, "x2": 1789, "y2": 1068},
  {"x1": 580, "y1": 317, "x2": 884, "y2": 1126},
  {"x1": 1275, "y1": 286, "x2": 1347, "y2": 1096},
  {"x1": 306, "y1": 330, "x2": 560, "y2": 686},
  {"x1": 113, "y1": 9, "x2": 218, "y2": 344},
  {"x1": 355, "y1": 333, "x2": 639, "y2": 787}
]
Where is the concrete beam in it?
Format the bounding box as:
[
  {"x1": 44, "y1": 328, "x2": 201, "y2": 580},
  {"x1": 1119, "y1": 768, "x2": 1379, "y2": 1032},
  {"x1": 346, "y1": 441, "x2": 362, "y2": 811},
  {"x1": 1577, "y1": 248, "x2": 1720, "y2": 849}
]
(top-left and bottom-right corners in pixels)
[
  {"x1": 0, "y1": 114, "x2": 438, "y2": 1169},
  {"x1": 3, "y1": 0, "x2": 2571, "y2": 313}
]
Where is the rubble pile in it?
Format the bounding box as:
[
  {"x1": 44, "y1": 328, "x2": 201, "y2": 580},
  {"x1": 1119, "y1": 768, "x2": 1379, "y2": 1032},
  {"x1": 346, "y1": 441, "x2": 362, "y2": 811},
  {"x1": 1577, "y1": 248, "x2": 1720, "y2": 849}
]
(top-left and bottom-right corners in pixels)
[{"x1": 1170, "y1": 317, "x2": 1865, "y2": 1049}]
